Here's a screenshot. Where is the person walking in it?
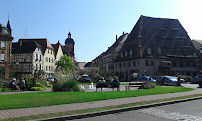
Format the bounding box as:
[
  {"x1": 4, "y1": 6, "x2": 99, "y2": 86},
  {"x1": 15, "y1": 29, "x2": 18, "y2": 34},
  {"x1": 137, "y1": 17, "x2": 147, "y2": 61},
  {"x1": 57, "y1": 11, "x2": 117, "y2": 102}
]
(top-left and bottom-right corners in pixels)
[
  {"x1": 21, "y1": 77, "x2": 26, "y2": 91},
  {"x1": 10, "y1": 78, "x2": 16, "y2": 92}
]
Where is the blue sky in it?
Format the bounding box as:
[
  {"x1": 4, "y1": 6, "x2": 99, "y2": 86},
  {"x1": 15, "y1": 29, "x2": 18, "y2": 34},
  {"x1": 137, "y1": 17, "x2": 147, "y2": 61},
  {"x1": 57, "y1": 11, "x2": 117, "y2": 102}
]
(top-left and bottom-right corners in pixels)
[{"x1": 1, "y1": 0, "x2": 202, "y2": 62}]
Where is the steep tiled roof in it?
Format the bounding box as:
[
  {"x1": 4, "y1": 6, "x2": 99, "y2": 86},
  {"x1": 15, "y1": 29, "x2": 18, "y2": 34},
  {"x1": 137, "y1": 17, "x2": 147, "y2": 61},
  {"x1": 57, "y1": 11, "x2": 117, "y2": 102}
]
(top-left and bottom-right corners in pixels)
[
  {"x1": 12, "y1": 41, "x2": 41, "y2": 54},
  {"x1": 84, "y1": 62, "x2": 92, "y2": 67},
  {"x1": 116, "y1": 15, "x2": 198, "y2": 62},
  {"x1": 105, "y1": 33, "x2": 129, "y2": 55},
  {"x1": 51, "y1": 41, "x2": 61, "y2": 58},
  {"x1": 19, "y1": 38, "x2": 53, "y2": 54}
]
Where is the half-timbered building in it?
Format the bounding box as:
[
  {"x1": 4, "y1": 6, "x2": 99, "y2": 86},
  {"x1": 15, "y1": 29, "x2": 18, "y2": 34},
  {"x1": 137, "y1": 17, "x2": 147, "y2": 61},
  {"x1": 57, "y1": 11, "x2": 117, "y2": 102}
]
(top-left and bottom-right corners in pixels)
[
  {"x1": 11, "y1": 41, "x2": 43, "y2": 78},
  {"x1": 19, "y1": 39, "x2": 56, "y2": 75}
]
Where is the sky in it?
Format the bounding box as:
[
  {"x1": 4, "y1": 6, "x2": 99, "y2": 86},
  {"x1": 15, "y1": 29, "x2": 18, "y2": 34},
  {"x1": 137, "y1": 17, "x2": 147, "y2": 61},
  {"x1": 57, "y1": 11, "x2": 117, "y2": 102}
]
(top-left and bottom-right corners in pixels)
[{"x1": 1, "y1": 0, "x2": 202, "y2": 62}]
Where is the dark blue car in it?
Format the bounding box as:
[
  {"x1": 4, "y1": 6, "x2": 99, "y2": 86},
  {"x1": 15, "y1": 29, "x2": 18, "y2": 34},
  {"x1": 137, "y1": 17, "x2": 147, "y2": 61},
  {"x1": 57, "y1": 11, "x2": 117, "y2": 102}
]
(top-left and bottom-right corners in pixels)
[{"x1": 137, "y1": 76, "x2": 156, "y2": 82}]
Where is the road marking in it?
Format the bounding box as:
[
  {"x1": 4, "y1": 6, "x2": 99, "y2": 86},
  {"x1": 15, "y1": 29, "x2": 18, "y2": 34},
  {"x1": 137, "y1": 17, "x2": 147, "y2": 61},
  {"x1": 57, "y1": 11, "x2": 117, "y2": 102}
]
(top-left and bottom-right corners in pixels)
[{"x1": 137, "y1": 108, "x2": 202, "y2": 121}]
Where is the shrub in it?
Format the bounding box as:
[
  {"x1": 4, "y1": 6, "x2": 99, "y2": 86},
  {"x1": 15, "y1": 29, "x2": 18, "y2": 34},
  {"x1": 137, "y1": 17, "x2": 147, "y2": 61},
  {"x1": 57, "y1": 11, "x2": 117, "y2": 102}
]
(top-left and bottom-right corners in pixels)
[
  {"x1": 22, "y1": 74, "x2": 33, "y2": 90},
  {"x1": 53, "y1": 79, "x2": 80, "y2": 92},
  {"x1": 106, "y1": 76, "x2": 113, "y2": 83},
  {"x1": 35, "y1": 83, "x2": 47, "y2": 90},
  {"x1": 52, "y1": 69, "x2": 81, "y2": 92},
  {"x1": 47, "y1": 84, "x2": 52, "y2": 88},
  {"x1": 30, "y1": 87, "x2": 44, "y2": 91},
  {"x1": 141, "y1": 81, "x2": 156, "y2": 89}
]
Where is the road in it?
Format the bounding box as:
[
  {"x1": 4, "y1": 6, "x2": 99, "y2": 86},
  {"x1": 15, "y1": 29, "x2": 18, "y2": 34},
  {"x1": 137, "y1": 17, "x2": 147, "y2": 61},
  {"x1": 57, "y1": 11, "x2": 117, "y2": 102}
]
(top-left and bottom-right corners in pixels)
[{"x1": 72, "y1": 99, "x2": 202, "y2": 121}]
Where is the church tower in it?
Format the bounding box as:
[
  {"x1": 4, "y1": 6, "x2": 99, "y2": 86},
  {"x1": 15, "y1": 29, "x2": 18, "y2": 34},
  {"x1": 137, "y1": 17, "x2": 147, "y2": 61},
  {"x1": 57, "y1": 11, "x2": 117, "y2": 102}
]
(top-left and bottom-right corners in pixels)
[{"x1": 63, "y1": 32, "x2": 75, "y2": 57}]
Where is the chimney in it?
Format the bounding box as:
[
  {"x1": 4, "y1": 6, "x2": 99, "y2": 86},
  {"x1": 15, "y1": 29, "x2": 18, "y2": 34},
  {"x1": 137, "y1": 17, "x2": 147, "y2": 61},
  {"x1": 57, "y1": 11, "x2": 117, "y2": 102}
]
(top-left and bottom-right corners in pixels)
[
  {"x1": 123, "y1": 31, "x2": 124, "y2": 35},
  {"x1": 116, "y1": 35, "x2": 117, "y2": 41}
]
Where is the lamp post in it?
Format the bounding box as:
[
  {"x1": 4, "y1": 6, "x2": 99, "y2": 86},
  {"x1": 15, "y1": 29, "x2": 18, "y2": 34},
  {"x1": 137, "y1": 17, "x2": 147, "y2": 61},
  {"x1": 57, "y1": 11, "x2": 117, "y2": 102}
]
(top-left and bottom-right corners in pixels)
[{"x1": 16, "y1": 61, "x2": 19, "y2": 80}]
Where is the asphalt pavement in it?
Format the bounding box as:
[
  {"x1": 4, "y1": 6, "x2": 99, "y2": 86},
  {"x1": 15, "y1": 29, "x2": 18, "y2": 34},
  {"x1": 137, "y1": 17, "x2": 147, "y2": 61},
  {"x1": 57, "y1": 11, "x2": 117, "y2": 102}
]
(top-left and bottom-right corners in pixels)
[{"x1": 73, "y1": 98, "x2": 202, "y2": 121}]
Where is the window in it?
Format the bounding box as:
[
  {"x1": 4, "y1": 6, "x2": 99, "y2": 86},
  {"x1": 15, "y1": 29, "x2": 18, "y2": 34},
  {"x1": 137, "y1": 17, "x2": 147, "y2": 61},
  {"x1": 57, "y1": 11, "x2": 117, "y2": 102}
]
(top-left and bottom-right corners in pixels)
[
  {"x1": 39, "y1": 64, "x2": 42, "y2": 70},
  {"x1": 147, "y1": 48, "x2": 151, "y2": 55},
  {"x1": 146, "y1": 60, "x2": 153, "y2": 66},
  {"x1": 172, "y1": 62, "x2": 177, "y2": 67},
  {"x1": 46, "y1": 66, "x2": 48, "y2": 70},
  {"x1": 0, "y1": 67, "x2": 5, "y2": 79},
  {"x1": 51, "y1": 50, "x2": 53, "y2": 54},
  {"x1": 36, "y1": 64, "x2": 38, "y2": 71},
  {"x1": 52, "y1": 58, "x2": 53, "y2": 63},
  {"x1": 49, "y1": 66, "x2": 51, "y2": 71},
  {"x1": 49, "y1": 58, "x2": 50, "y2": 62},
  {"x1": 133, "y1": 61, "x2": 136, "y2": 66},
  {"x1": 123, "y1": 62, "x2": 126, "y2": 67},
  {"x1": 129, "y1": 50, "x2": 133, "y2": 56},
  {"x1": 40, "y1": 55, "x2": 42, "y2": 61},
  {"x1": 127, "y1": 62, "x2": 130, "y2": 67},
  {"x1": 158, "y1": 48, "x2": 161, "y2": 55},
  {"x1": 46, "y1": 57, "x2": 48, "y2": 62},
  {"x1": 0, "y1": 54, "x2": 5, "y2": 62},
  {"x1": 125, "y1": 51, "x2": 128, "y2": 56},
  {"x1": 180, "y1": 62, "x2": 183, "y2": 67},
  {"x1": 36, "y1": 54, "x2": 38, "y2": 60},
  {"x1": 1, "y1": 41, "x2": 5, "y2": 49},
  {"x1": 48, "y1": 49, "x2": 49, "y2": 53},
  {"x1": 186, "y1": 62, "x2": 190, "y2": 67}
]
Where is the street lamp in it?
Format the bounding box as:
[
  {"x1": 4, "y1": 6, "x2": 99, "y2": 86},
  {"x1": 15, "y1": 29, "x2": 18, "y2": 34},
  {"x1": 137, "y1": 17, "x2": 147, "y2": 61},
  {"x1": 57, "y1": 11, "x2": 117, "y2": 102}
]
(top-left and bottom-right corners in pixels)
[{"x1": 16, "y1": 61, "x2": 19, "y2": 79}]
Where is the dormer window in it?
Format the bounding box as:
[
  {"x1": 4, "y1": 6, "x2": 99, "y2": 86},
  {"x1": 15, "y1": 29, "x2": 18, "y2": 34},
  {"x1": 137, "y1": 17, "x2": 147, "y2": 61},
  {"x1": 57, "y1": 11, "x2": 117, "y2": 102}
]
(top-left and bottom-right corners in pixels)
[
  {"x1": 130, "y1": 50, "x2": 133, "y2": 56},
  {"x1": 121, "y1": 52, "x2": 123, "y2": 57},
  {"x1": 147, "y1": 48, "x2": 151, "y2": 55},
  {"x1": 158, "y1": 48, "x2": 161, "y2": 55},
  {"x1": 125, "y1": 51, "x2": 128, "y2": 56}
]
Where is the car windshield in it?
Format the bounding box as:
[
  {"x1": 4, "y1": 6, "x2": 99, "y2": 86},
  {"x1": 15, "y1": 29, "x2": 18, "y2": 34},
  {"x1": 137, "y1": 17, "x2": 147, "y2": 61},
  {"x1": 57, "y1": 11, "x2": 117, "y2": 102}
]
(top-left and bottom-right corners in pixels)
[{"x1": 166, "y1": 76, "x2": 177, "y2": 80}]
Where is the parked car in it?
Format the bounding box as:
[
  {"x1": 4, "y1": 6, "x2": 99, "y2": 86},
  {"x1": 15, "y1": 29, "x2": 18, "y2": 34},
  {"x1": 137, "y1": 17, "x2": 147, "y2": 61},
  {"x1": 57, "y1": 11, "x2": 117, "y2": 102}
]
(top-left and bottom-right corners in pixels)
[
  {"x1": 77, "y1": 74, "x2": 91, "y2": 83},
  {"x1": 47, "y1": 77, "x2": 54, "y2": 83},
  {"x1": 157, "y1": 76, "x2": 178, "y2": 84},
  {"x1": 137, "y1": 76, "x2": 156, "y2": 82},
  {"x1": 190, "y1": 75, "x2": 202, "y2": 84}
]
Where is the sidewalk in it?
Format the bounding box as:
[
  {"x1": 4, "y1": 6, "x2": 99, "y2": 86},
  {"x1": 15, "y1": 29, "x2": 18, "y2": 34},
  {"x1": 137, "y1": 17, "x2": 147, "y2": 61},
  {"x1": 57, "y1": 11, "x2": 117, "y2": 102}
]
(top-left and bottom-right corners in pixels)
[{"x1": 0, "y1": 85, "x2": 202, "y2": 120}]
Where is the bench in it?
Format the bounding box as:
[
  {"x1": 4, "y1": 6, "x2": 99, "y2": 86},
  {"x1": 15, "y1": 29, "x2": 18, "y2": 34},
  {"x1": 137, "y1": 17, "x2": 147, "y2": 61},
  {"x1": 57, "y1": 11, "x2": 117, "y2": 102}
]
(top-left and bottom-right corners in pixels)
[
  {"x1": 96, "y1": 82, "x2": 120, "y2": 92},
  {"x1": 125, "y1": 82, "x2": 143, "y2": 91}
]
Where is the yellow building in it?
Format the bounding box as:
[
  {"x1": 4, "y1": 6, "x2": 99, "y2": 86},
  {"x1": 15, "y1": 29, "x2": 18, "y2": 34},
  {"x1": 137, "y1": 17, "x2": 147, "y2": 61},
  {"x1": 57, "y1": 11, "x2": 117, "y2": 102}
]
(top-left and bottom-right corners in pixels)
[{"x1": 52, "y1": 41, "x2": 64, "y2": 62}]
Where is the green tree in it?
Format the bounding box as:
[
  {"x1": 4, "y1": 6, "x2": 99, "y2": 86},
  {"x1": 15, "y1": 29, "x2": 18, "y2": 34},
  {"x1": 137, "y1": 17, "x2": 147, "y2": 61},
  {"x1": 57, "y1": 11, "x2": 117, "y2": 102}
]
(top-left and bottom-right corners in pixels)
[{"x1": 56, "y1": 55, "x2": 75, "y2": 71}]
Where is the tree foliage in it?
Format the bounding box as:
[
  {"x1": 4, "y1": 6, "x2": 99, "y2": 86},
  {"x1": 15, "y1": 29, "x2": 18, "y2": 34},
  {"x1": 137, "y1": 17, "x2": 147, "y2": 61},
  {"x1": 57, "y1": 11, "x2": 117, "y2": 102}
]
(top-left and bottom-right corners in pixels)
[{"x1": 55, "y1": 55, "x2": 75, "y2": 71}]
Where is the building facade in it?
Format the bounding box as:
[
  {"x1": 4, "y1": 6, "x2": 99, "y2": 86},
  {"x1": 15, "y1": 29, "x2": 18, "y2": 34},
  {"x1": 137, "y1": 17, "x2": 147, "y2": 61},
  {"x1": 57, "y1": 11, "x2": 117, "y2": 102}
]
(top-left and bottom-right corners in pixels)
[
  {"x1": 114, "y1": 15, "x2": 199, "y2": 81},
  {"x1": 11, "y1": 41, "x2": 43, "y2": 78},
  {"x1": 51, "y1": 40, "x2": 64, "y2": 62},
  {"x1": 92, "y1": 32, "x2": 129, "y2": 71},
  {"x1": 0, "y1": 20, "x2": 13, "y2": 79},
  {"x1": 19, "y1": 39, "x2": 56, "y2": 74}
]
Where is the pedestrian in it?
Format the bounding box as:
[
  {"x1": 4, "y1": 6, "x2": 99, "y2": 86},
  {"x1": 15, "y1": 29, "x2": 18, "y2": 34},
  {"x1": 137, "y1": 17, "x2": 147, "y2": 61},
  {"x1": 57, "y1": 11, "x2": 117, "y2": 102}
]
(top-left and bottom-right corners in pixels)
[
  {"x1": 99, "y1": 77, "x2": 106, "y2": 83},
  {"x1": 10, "y1": 78, "x2": 16, "y2": 92},
  {"x1": 113, "y1": 76, "x2": 120, "y2": 84},
  {"x1": 177, "y1": 76, "x2": 181, "y2": 86},
  {"x1": 21, "y1": 77, "x2": 26, "y2": 91}
]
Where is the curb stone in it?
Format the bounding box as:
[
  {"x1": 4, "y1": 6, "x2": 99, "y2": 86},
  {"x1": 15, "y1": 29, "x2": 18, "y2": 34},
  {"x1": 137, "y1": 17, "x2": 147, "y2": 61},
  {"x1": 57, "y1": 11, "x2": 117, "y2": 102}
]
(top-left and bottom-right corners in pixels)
[{"x1": 32, "y1": 96, "x2": 202, "y2": 121}]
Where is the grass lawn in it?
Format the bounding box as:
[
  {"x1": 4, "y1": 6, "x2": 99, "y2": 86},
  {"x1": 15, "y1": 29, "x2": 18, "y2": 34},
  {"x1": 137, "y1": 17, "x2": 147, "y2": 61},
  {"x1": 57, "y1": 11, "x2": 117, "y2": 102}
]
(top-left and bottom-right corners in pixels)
[
  {"x1": 79, "y1": 83, "x2": 129, "y2": 85},
  {"x1": 0, "y1": 87, "x2": 193, "y2": 110},
  {"x1": 3, "y1": 94, "x2": 202, "y2": 121}
]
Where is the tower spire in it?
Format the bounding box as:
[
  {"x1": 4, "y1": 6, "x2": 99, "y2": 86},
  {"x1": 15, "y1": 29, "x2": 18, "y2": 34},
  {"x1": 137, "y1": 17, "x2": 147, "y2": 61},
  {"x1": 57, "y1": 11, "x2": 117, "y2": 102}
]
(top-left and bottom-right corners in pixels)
[
  {"x1": 68, "y1": 31, "x2": 71, "y2": 38},
  {"x1": 7, "y1": 16, "x2": 12, "y2": 35}
]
